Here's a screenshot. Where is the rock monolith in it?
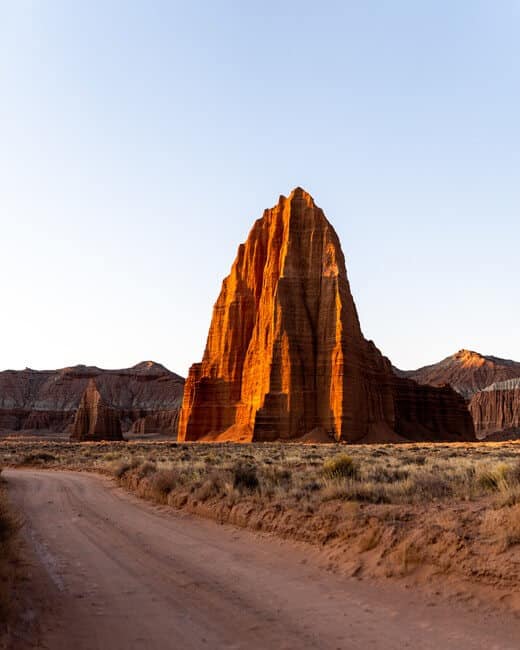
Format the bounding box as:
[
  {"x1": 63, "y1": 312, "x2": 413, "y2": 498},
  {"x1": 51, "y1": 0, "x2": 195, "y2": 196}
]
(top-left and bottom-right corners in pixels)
[
  {"x1": 178, "y1": 188, "x2": 475, "y2": 443},
  {"x1": 70, "y1": 379, "x2": 123, "y2": 441}
]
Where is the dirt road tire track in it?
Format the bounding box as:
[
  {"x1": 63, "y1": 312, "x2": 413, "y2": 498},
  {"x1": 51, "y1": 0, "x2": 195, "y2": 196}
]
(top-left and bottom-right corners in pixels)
[{"x1": 5, "y1": 469, "x2": 519, "y2": 650}]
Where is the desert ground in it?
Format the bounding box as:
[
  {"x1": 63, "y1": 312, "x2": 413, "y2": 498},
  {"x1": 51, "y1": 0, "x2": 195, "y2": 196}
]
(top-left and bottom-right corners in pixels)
[{"x1": 1, "y1": 439, "x2": 520, "y2": 649}]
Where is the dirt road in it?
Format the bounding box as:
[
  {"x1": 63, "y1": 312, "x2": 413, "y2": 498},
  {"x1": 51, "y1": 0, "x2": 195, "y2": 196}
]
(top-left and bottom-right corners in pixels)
[{"x1": 5, "y1": 469, "x2": 519, "y2": 650}]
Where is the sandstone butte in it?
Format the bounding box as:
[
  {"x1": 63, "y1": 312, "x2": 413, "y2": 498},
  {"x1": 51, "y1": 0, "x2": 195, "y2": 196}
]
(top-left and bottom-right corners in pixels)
[
  {"x1": 469, "y1": 379, "x2": 520, "y2": 440},
  {"x1": 399, "y1": 350, "x2": 520, "y2": 439},
  {"x1": 178, "y1": 188, "x2": 475, "y2": 444},
  {"x1": 398, "y1": 349, "x2": 520, "y2": 399},
  {"x1": 0, "y1": 361, "x2": 184, "y2": 436},
  {"x1": 70, "y1": 379, "x2": 123, "y2": 441}
]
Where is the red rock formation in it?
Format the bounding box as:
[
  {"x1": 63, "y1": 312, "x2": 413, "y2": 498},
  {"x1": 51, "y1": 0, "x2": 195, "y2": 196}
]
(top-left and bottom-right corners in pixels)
[
  {"x1": 390, "y1": 376, "x2": 476, "y2": 442},
  {"x1": 130, "y1": 410, "x2": 179, "y2": 435},
  {"x1": 178, "y1": 188, "x2": 474, "y2": 443},
  {"x1": 0, "y1": 362, "x2": 184, "y2": 436},
  {"x1": 397, "y1": 350, "x2": 520, "y2": 399},
  {"x1": 469, "y1": 379, "x2": 520, "y2": 439},
  {"x1": 70, "y1": 379, "x2": 123, "y2": 441},
  {"x1": 398, "y1": 350, "x2": 520, "y2": 438}
]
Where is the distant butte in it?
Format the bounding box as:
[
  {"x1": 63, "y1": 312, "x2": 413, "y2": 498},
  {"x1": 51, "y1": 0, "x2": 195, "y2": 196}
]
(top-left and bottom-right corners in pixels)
[
  {"x1": 398, "y1": 350, "x2": 520, "y2": 399},
  {"x1": 399, "y1": 350, "x2": 520, "y2": 439},
  {"x1": 0, "y1": 363, "x2": 184, "y2": 436},
  {"x1": 178, "y1": 188, "x2": 474, "y2": 443}
]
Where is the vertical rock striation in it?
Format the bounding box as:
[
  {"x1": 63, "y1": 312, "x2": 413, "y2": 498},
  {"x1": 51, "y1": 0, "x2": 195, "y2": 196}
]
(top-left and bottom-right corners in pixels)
[
  {"x1": 398, "y1": 350, "x2": 520, "y2": 438},
  {"x1": 70, "y1": 379, "x2": 123, "y2": 441},
  {"x1": 0, "y1": 362, "x2": 184, "y2": 435},
  {"x1": 469, "y1": 379, "x2": 520, "y2": 438},
  {"x1": 179, "y1": 188, "x2": 474, "y2": 443}
]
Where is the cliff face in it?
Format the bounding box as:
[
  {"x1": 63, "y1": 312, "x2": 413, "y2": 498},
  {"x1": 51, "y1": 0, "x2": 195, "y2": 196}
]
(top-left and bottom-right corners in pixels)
[
  {"x1": 0, "y1": 361, "x2": 184, "y2": 435},
  {"x1": 179, "y1": 188, "x2": 474, "y2": 443},
  {"x1": 70, "y1": 379, "x2": 123, "y2": 441},
  {"x1": 400, "y1": 350, "x2": 520, "y2": 439},
  {"x1": 398, "y1": 350, "x2": 520, "y2": 399},
  {"x1": 469, "y1": 379, "x2": 520, "y2": 438},
  {"x1": 130, "y1": 410, "x2": 180, "y2": 434}
]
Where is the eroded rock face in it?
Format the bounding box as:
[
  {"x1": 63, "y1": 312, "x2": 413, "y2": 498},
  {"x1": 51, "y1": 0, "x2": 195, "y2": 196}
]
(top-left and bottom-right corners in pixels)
[
  {"x1": 469, "y1": 379, "x2": 520, "y2": 438},
  {"x1": 178, "y1": 188, "x2": 474, "y2": 443},
  {"x1": 399, "y1": 350, "x2": 520, "y2": 438},
  {"x1": 130, "y1": 410, "x2": 180, "y2": 435},
  {"x1": 0, "y1": 362, "x2": 184, "y2": 436},
  {"x1": 70, "y1": 379, "x2": 123, "y2": 441},
  {"x1": 397, "y1": 350, "x2": 520, "y2": 399}
]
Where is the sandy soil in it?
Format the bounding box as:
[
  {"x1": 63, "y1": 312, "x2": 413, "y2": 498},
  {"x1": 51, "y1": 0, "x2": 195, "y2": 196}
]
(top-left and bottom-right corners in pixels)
[{"x1": 5, "y1": 468, "x2": 519, "y2": 650}]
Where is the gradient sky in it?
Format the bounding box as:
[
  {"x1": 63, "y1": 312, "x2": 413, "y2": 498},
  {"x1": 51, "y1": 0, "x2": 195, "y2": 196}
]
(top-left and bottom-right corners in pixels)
[{"x1": 1, "y1": 1, "x2": 519, "y2": 377}]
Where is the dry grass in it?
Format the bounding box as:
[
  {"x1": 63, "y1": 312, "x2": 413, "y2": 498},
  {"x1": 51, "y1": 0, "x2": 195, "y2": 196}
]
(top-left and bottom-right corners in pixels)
[
  {"x1": 2, "y1": 438, "x2": 520, "y2": 609},
  {"x1": 2, "y1": 439, "x2": 520, "y2": 510},
  {"x1": 481, "y1": 505, "x2": 520, "y2": 551},
  {"x1": 3, "y1": 438, "x2": 520, "y2": 503}
]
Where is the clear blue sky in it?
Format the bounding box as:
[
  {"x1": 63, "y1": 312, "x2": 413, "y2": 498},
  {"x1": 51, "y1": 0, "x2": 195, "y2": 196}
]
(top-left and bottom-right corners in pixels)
[{"x1": 1, "y1": 1, "x2": 519, "y2": 376}]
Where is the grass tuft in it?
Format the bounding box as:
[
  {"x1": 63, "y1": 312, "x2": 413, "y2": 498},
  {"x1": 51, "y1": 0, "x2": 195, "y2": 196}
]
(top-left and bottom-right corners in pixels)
[
  {"x1": 322, "y1": 454, "x2": 358, "y2": 480},
  {"x1": 232, "y1": 462, "x2": 259, "y2": 492}
]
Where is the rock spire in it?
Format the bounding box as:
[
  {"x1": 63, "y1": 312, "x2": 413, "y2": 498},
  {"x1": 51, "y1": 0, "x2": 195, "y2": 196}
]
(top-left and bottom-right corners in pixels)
[{"x1": 178, "y1": 188, "x2": 474, "y2": 443}]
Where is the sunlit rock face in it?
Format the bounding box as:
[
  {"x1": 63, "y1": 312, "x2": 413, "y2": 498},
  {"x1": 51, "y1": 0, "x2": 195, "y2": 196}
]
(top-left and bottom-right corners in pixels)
[
  {"x1": 178, "y1": 188, "x2": 475, "y2": 443},
  {"x1": 70, "y1": 379, "x2": 123, "y2": 441}
]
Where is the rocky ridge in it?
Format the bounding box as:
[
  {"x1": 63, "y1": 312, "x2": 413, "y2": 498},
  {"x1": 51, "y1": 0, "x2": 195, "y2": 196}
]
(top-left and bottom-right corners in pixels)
[
  {"x1": 0, "y1": 362, "x2": 184, "y2": 435},
  {"x1": 398, "y1": 350, "x2": 520, "y2": 399},
  {"x1": 399, "y1": 350, "x2": 520, "y2": 438}
]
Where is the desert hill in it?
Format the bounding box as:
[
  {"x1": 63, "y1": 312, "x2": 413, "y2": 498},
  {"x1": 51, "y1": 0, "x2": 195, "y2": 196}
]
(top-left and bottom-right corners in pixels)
[
  {"x1": 397, "y1": 349, "x2": 520, "y2": 399},
  {"x1": 0, "y1": 362, "x2": 184, "y2": 435},
  {"x1": 398, "y1": 350, "x2": 520, "y2": 439}
]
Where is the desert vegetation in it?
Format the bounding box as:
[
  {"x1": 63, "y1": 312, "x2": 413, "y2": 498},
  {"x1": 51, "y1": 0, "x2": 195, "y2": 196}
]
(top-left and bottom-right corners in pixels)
[
  {"x1": 2, "y1": 438, "x2": 520, "y2": 609},
  {"x1": 3, "y1": 438, "x2": 520, "y2": 504}
]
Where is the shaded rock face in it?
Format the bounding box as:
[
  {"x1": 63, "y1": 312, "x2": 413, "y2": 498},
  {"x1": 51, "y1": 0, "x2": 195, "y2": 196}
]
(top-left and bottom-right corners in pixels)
[
  {"x1": 0, "y1": 362, "x2": 184, "y2": 436},
  {"x1": 398, "y1": 350, "x2": 520, "y2": 399},
  {"x1": 179, "y1": 188, "x2": 474, "y2": 443},
  {"x1": 469, "y1": 379, "x2": 520, "y2": 439},
  {"x1": 399, "y1": 351, "x2": 520, "y2": 439},
  {"x1": 130, "y1": 410, "x2": 180, "y2": 435},
  {"x1": 70, "y1": 380, "x2": 123, "y2": 441}
]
